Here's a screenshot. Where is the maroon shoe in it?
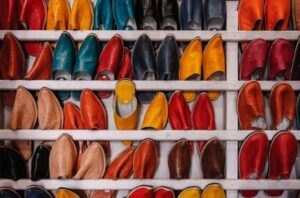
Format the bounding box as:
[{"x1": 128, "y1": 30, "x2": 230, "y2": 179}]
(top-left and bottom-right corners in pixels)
[
  {"x1": 117, "y1": 48, "x2": 134, "y2": 80},
  {"x1": 0, "y1": 0, "x2": 22, "y2": 30}
]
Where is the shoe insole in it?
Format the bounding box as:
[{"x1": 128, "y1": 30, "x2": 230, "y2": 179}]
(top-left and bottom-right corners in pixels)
[
  {"x1": 54, "y1": 70, "x2": 71, "y2": 81},
  {"x1": 208, "y1": 71, "x2": 225, "y2": 81},
  {"x1": 251, "y1": 116, "x2": 267, "y2": 129},
  {"x1": 276, "y1": 117, "x2": 291, "y2": 130},
  {"x1": 73, "y1": 72, "x2": 91, "y2": 80},
  {"x1": 116, "y1": 98, "x2": 137, "y2": 118},
  {"x1": 250, "y1": 69, "x2": 261, "y2": 80},
  {"x1": 207, "y1": 17, "x2": 224, "y2": 30}
]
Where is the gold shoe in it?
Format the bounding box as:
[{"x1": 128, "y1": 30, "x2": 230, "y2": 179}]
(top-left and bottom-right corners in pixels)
[
  {"x1": 202, "y1": 184, "x2": 226, "y2": 198},
  {"x1": 178, "y1": 187, "x2": 201, "y2": 198},
  {"x1": 46, "y1": 0, "x2": 70, "y2": 30},
  {"x1": 69, "y1": 0, "x2": 93, "y2": 30},
  {"x1": 56, "y1": 189, "x2": 80, "y2": 198}
]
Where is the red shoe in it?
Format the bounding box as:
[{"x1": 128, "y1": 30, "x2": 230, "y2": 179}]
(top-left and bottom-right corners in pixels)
[
  {"x1": 265, "y1": 0, "x2": 291, "y2": 30},
  {"x1": 0, "y1": 0, "x2": 22, "y2": 30},
  {"x1": 154, "y1": 187, "x2": 175, "y2": 198},
  {"x1": 63, "y1": 102, "x2": 85, "y2": 130},
  {"x1": 117, "y1": 48, "x2": 134, "y2": 80},
  {"x1": 128, "y1": 186, "x2": 153, "y2": 198}
]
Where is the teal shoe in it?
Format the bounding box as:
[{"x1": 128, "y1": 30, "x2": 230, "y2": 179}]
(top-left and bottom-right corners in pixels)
[
  {"x1": 113, "y1": 0, "x2": 136, "y2": 30},
  {"x1": 94, "y1": 0, "x2": 114, "y2": 30},
  {"x1": 72, "y1": 33, "x2": 100, "y2": 101},
  {"x1": 52, "y1": 32, "x2": 77, "y2": 101}
]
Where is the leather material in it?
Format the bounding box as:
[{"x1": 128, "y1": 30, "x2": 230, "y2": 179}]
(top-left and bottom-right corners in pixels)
[
  {"x1": 19, "y1": 0, "x2": 47, "y2": 56},
  {"x1": 266, "y1": 131, "x2": 298, "y2": 196},
  {"x1": 63, "y1": 102, "x2": 85, "y2": 129},
  {"x1": 238, "y1": 0, "x2": 263, "y2": 31},
  {"x1": 293, "y1": 0, "x2": 300, "y2": 30},
  {"x1": 69, "y1": 0, "x2": 93, "y2": 30},
  {"x1": 0, "y1": 187, "x2": 20, "y2": 198},
  {"x1": 202, "y1": 184, "x2": 226, "y2": 198},
  {"x1": 154, "y1": 187, "x2": 175, "y2": 198},
  {"x1": 291, "y1": 37, "x2": 300, "y2": 80},
  {"x1": 46, "y1": 0, "x2": 70, "y2": 30},
  {"x1": 128, "y1": 186, "x2": 153, "y2": 198},
  {"x1": 0, "y1": 33, "x2": 25, "y2": 107},
  {"x1": 117, "y1": 48, "x2": 134, "y2": 80},
  {"x1": 157, "y1": 35, "x2": 179, "y2": 80},
  {"x1": 25, "y1": 42, "x2": 53, "y2": 80},
  {"x1": 96, "y1": 35, "x2": 123, "y2": 98},
  {"x1": 239, "y1": 39, "x2": 269, "y2": 80},
  {"x1": 168, "y1": 139, "x2": 191, "y2": 179},
  {"x1": 136, "y1": 0, "x2": 158, "y2": 30},
  {"x1": 179, "y1": 38, "x2": 202, "y2": 102},
  {"x1": 31, "y1": 144, "x2": 51, "y2": 181},
  {"x1": 49, "y1": 134, "x2": 77, "y2": 179},
  {"x1": 265, "y1": 0, "x2": 290, "y2": 30},
  {"x1": 0, "y1": 146, "x2": 27, "y2": 180},
  {"x1": 201, "y1": 138, "x2": 225, "y2": 179},
  {"x1": 142, "y1": 92, "x2": 168, "y2": 130},
  {"x1": 73, "y1": 33, "x2": 100, "y2": 101},
  {"x1": 56, "y1": 189, "x2": 80, "y2": 198},
  {"x1": 204, "y1": 0, "x2": 226, "y2": 30},
  {"x1": 270, "y1": 82, "x2": 296, "y2": 130},
  {"x1": 180, "y1": 0, "x2": 203, "y2": 30},
  {"x1": 133, "y1": 139, "x2": 158, "y2": 179},
  {"x1": 297, "y1": 94, "x2": 300, "y2": 129},
  {"x1": 178, "y1": 187, "x2": 201, "y2": 198},
  {"x1": 25, "y1": 186, "x2": 52, "y2": 198},
  {"x1": 158, "y1": 0, "x2": 179, "y2": 30},
  {"x1": 168, "y1": 91, "x2": 192, "y2": 130},
  {"x1": 37, "y1": 88, "x2": 63, "y2": 129},
  {"x1": 237, "y1": 81, "x2": 266, "y2": 130},
  {"x1": 132, "y1": 34, "x2": 156, "y2": 103},
  {"x1": 0, "y1": 0, "x2": 22, "y2": 30},
  {"x1": 113, "y1": 0, "x2": 137, "y2": 30},
  {"x1": 52, "y1": 32, "x2": 76, "y2": 101},
  {"x1": 269, "y1": 39, "x2": 293, "y2": 80},
  {"x1": 192, "y1": 92, "x2": 216, "y2": 152},
  {"x1": 94, "y1": 0, "x2": 114, "y2": 30},
  {"x1": 203, "y1": 34, "x2": 225, "y2": 101},
  {"x1": 10, "y1": 87, "x2": 37, "y2": 160},
  {"x1": 239, "y1": 131, "x2": 268, "y2": 197}
]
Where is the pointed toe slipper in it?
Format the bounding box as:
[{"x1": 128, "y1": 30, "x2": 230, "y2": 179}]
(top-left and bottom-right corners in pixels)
[
  {"x1": 46, "y1": 0, "x2": 70, "y2": 30},
  {"x1": 180, "y1": 0, "x2": 203, "y2": 30},
  {"x1": 178, "y1": 187, "x2": 201, "y2": 198},
  {"x1": 69, "y1": 0, "x2": 93, "y2": 30},
  {"x1": 56, "y1": 189, "x2": 80, "y2": 198},
  {"x1": 293, "y1": 0, "x2": 300, "y2": 30},
  {"x1": 25, "y1": 186, "x2": 53, "y2": 198},
  {"x1": 128, "y1": 186, "x2": 153, "y2": 198},
  {"x1": 63, "y1": 102, "x2": 85, "y2": 129},
  {"x1": 202, "y1": 184, "x2": 225, "y2": 198},
  {"x1": 204, "y1": 0, "x2": 226, "y2": 30},
  {"x1": 94, "y1": 0, "x2": 114, "y2": 30},
  {"x1": 117, "y1": 48, "x2": 134, "y2": 80},
  {"x1": 158, "y1": 0, "x2": 179, "y2": 30},
  {"x1": 154, "y1": 187, "x2": 175, "y2": 198},
  {"x1": 0, "y1": 187, "x2": 20, "y2": 198},
  {"x1": 113, "y1": 0, "x2": 137, "y2": 30},
  {"x1": 265, "y1": 0, "x2": 291, "y2": 30},
  {"x1": 31, "y1": 144, "x2": 51, "y2": 181},
  {"x1": 0, "y1": 0, "x2": 22, "y2": 30},
  {"x1": 136, "y1": 0, "x2": 157, "y2": 30}
]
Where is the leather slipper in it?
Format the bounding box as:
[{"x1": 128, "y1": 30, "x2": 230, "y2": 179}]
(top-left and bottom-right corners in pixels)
[
  {"x1": 154, "y1": 187, "x2": 175, "y2": 198},
  {"x1": 56, "y1": 189, "x2": 80, "y2": 198},
  {"x1": 113, "y1": 0, "x2": 137, "y2": 30},
  {"x1": 178, "y1": 187, "x2": 201, "y2": 198},
  {"x1": 180, "y1": 0, "x2": 203, "y2": 30},
  {"x1": 31, "y1": 144, "x2": 51, "y2": 181},
  {"x1": 202, "y1": 184, "x2": 225, "y2": 198},
  {"x1": 296, "y1": 93, "x2": 300, "y2": 129},
  {"x1": 293, "y1": 0, "x2": 300, "y2": 30},
  {"x1": 0, "y1": 187, "x2": 20, "y2": 198},
  {"x1": 290, "y1": 37, "x2": 300, "y2": 80},
  {"x1": 128, "y1": 186, "x2": 153, "y2": 198},
  {"x1": 69, "y1": 0, "x2": 93, "y2": 30},
  {"x1": 93, "y1": 0, "x2": 114, "y2": 30},
  {"x1": 25, "y1": 186, "x2": 53, "y2": 198},
  {"x1": 0, "y1": 0, "x2": 22, "y2": 30},
  {"x1": 157, "y1": 0, "x2": 179, "y2": 30},
  {"x1": 46, "y1": 0, "x2": 70, "y2": 30},
  {"x1": 63, "y1": 102, "x2": 85, "y2": 130},
  {"x1": 265, "y1": 0, "x2": 290, "y2": 30},
  {"x1": 136, "y1": 0, "x2": 157, "y2": 30},
  {"x1": 116, "y1": 48, "x2": 134, "y2": 80},
  {"x1": 204, "y1": 0, "x2": 226, "y2": 30}
]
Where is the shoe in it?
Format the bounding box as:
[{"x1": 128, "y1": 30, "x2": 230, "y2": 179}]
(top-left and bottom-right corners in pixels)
[
  {"x1": 204, "y1": 0, "x2": 225, "y2": 30},
  {"x1": 56, "y1": 189, "x2": 80, "y2": 198},
  {"x1": 296, "y1": 93, "x2": 300, "y2": 129},
  {"x1": 113, "y1": 0, "x2": 137, "y2": 30},
  {"x1": 239, "y1": 131, "x2": 268, "y2": 197},
  {"x1": 180, "y1": 0, "x2": 203, "y2": 30},
  {"x1": 72, "y1": 33, "x2": 100, "y2": 100},
  {"x1": 168, "y1": 139, "x2": 191, "y2": 179},
  {"x1": 238, "y1": 0, "x2": 264, "y2": 31},
  {"x1": 192, "y1": 92, "x2": 216, "y2": 152},
  {"x1": 202, "y1": 184, "x2": 225, "y2": 198},
  {"x1": 142, "y1": 92, "x2": 168, "y2": 130},
  {"x1": 265, "y1": 0, "x2": 291, "y2": 30},
  {"x1": 293, "y1": 0, "x2": 300, "y2": 30},
  {"x1": 31, "y1": 144, "x2": 51, "y2": 181},
  {"x1": 266, "y1": 131, "x2": 298, "y2": 196},
  {"x1": 25, "y1": 186, "x2": 53, "y2": 198},
  {"x1": 154, "y1": 187, "x2": 175, "y2": 198},
  {"x1": 290, "y1": 37, "x2": 300, "y2": 80},
  {"x1": 133, "y1": 139, "x2": 158, "y2": 179},
  {"x1": 178, "y1": 187, "x2": 201, "y2": 198},
  {"x1": 268, "y1": 39, "x2": 293, "y2": 80},
  {"x1": 269, "y1": 82, "x2": 296, "y2": 130},
  {"x1": 157, "y1": 0, "x2": 179, "y2": 30},
  {"x1": 136, "y1": 0, "x2": 158, "y2": 30},
  {"x1": 46, "y1": 0, "x2": 70, "y2": 30},
  {"x1": 0, "y1": 33, "x2": 25, "y2": 107},
  {"x1": 96, "y1": 35, "x2": 124, "y2": 98},
  {"x1": 128, "y1": 186, "x2": 153, "y2": 198},
  {"x1": 52, "y1": 32, "x2": 76, "y2": 101},
  {"x1": 117, "y1": 48, "x2": 134, "y2": 80},
  {"x1": 0, "y1": 187, "x2": 20, "y2": 198},
  {"x1": 237, "y1": 81, "x2": 267, "y2": 130},
  {"x1": 25, "y1": 42, "x2": 53, "y2": 80},
  {"x1": 239, "y1": 39, "x2": 269, "y2": 80},
  {"x1": 203, "y1": 34, "x2": 225, "y2": 101},
  {"x1": 94, "y1": 0, "x2": 114, "y2": 30},
  {"x1": 201, "y1": 138, "x2": 225, "y2": 179},
  {"x1": 113, "y1": 79, "x2": 138, "y2": 146},
  {"x1": 179, "y1": 37, "x2": 202, "y2": 102},
  {"x1": 69, "y1": 0, "x2": 93, "y2": 30},
  {"x1": 10, "y1": 87, "x2": 37, "y2": 160},
  {"x1": 49, "y1": 134, "x2": 77, "y2": 179},
  {"x1": 19, "y1": 0, "x2": 47, "y2": 56},
  {"x1": 0, "y1": 0, "x2": 22, "y2": 30},
  {"x1": 63, "y1": 102, "x2": 85, "y2": 129},
  {"x1": 132, "y1": 34, "x2": 156, "y2": 103}
]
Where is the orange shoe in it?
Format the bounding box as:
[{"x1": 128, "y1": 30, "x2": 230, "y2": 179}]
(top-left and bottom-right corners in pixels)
[{"x1": 265, "y1": 0, "x2": 291, "y2": 30}]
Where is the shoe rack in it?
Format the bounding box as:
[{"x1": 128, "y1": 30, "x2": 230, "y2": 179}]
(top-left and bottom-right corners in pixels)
[{"x1": 0, "y1": 1, "x2": 300, "y2": 198}]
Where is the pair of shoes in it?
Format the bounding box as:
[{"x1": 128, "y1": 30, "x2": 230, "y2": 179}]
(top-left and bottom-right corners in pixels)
[
  {"x1": 239, "y1": 38, "x2": 294, "y2": 80},
  {"x1": 127, "y1": 186, "x2": 175, "y2": 198},
  {"x1": 180, "y1": 0, "x2": 226, "y2": 30},
  {"x1": 178, "y1": 184, "x2": 225, "y2": 198},
  {"x1": 239, "y1": 130, "x2": 298, "y2": 197},
  {"x1": 132, "y1": 34, "x2": 180, "y2": 103},
  {"x1": 0, "y1": 186, "x2": 52, "y2": 198},
  {"x1": 237, "y1": 81, "x2": 296, "y2": 130},
  {"x1": 168, "y1": 138, "x2": 224, "y2": 179},
  {"x1": 52, "y1": 31, "x2": 100, "y2": 101},
  {"x1": 180, "y1": 34, "x2": 225, "y2": 102}
]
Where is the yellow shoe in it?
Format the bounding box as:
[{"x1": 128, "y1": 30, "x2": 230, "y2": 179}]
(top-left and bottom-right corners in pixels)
[
  {"x1": 178, "y1": 187, "x2": 202, "y2": 198},
  {"x1": 142, "y1": 92, "x2": 168, "y2": 130},
  {"x1": 202, "y1": 184, "x2": 226, "y2": 198},
  {"x1": 69, "y1": 0, "x2": 93, "y2": 30},
  {"x1": 56, "y1": 189, "x2": 80, "y2": 198},
  {"x1": 179, "y1": 38, "x2": 202, "y2": 102},
  {"x1": 46, "y1": 0, "x2": 70, "y2": 30},
  {"x1": 203, "y1": 34, "x2": 225, "y2": 101},
  {"x1": 113, "y1": 79, "x2": 138, "y2": 146}
]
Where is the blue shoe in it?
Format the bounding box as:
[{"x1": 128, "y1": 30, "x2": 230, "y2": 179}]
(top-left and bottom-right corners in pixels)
[
  {"x1": 52, "y1": 32, "x2": 77, "y2": 101},
  {"x1": 0, "y1": 187, "x2": 20, "y2": 198},
  {"x1": 113, "y1": 0, "x2": 136, "y2": 30},
  {"x1": 72, "y1": 33, "x2": 100, "y2": 101},
  {"x1": 94, "y1": 0, "x2": 114, "y2": 30},
  {"x1": 180, "y1": 0, "x2": 203, "y2": 30},
  {"x1": 25, "y1": 186, "x2": 53, "y2": 198},
  {"x1": 204, "y1": 0, "x2": 226, "y2": 30}
]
